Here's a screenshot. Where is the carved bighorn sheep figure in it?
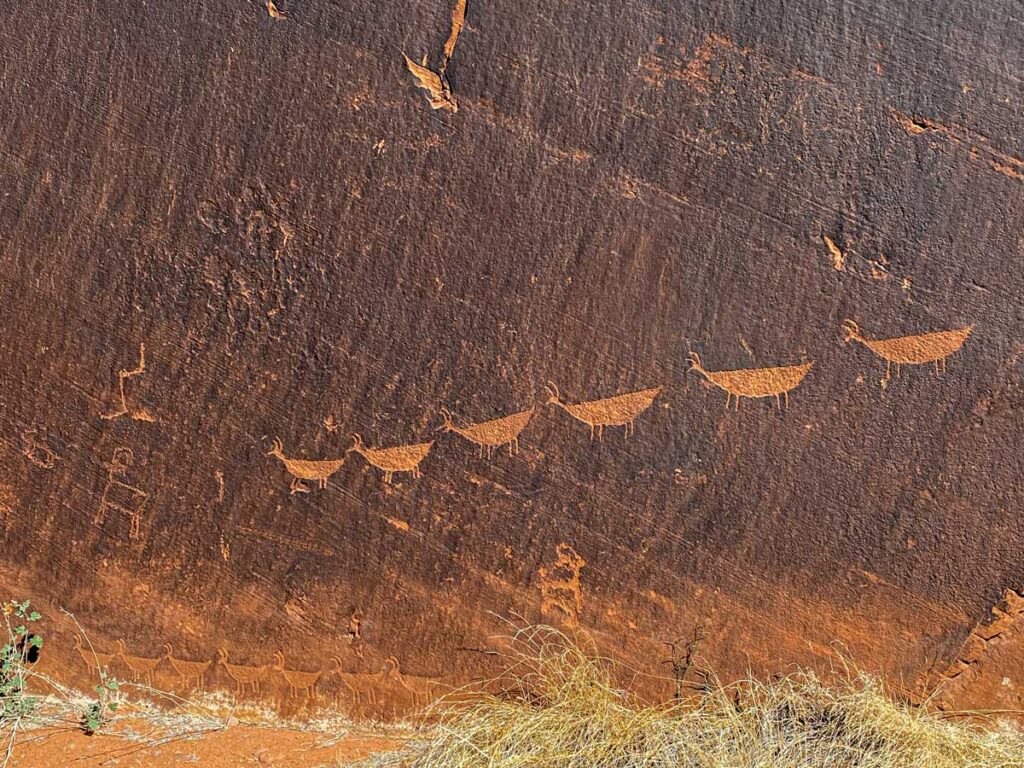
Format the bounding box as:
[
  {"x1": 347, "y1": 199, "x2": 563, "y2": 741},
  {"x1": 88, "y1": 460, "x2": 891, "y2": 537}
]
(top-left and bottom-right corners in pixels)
[{"x1": 266, "y1": 437, "x2": 346, "y2": 494}]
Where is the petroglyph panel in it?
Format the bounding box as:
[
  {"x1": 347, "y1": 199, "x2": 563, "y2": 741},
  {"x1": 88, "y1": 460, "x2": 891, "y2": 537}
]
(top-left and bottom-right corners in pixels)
[{"x1": 0, "y1": 0, "x2": 1021, "y2": 720}]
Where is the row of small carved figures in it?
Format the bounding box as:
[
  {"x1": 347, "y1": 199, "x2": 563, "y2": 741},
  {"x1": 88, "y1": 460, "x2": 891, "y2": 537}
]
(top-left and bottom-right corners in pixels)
[
  {"x1": 270, "y1": 320, "x2": 973, "y2": 491},
  {"x1": 73, "y1": 636, "x2": 439, "y2": 708}
]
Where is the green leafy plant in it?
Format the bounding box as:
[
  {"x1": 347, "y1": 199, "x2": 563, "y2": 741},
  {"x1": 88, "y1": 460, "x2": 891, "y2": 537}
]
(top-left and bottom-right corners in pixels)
[
  {"x1": 1, "y1": 600, "x2": 42, "y2": 722},
  {"x1": 81, "y1": 676, "x2": 119, "y2": 735},
  {"x1": 1, "y1": 599, "x2": 44, "y2": 764}
]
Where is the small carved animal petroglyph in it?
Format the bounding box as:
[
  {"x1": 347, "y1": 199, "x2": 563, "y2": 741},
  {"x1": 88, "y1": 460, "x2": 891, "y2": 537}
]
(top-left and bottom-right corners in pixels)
[
  {"x1": 267, "y1": 437, "x2": 346, "y2": 494},
  {"x1": 273, "y1": 650, "x2": 321, "y2": 699},
  {"x1": 115, "y1": 639, "x2": 162, "y2": 686},
  {"x1": 95, "y1": 448, "x2": 149, "y2": 540},
  {"x1": 163, "y1": 644, "x2": 212, "y2": 690},
  {"x1": 323, "y1": 415, "x2": 340, "y2": 434},
  {"x1": 347, "y1": 433, "x2": 433, "y2": 484},
  {"x1": 73, "y1": 635, "x2": 114, "y2": 674},
  {"x1": 217, "y1": 648, "x2": 269, "y2": 695},
  {"x1": 687, "y1": 353, "x2": 813, "y2": 411},
  {"x1": 842, "y1": 320, "x2": 972, "y2": 387},
  {"x1": 402, "y1": 0, "x2": 466, "y2": 112},
  {"x1": 437, "y1": 405, "x2": 534, "y2": 458},
  {"x1": 546, "y1": 383, "x2": 661, "y2": 439},
  {"x1": 101, "y1": 343, "x2": 155, "y2": 422},
  {"x1": 539, "y1": 543, "x2": 586, "y2": 624},
  {"x1": 19, "y1": 429, "x2": 57, "y2": 469}
]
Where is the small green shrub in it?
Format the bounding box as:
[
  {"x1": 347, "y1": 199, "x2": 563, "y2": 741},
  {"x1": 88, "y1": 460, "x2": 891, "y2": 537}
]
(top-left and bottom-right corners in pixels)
[{"x1": 0, "y1": 600, "x2": 42, "y2": 723}]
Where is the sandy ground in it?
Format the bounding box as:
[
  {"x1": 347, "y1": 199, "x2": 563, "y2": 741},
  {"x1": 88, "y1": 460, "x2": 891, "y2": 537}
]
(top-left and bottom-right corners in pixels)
[{"x1": 6, "y1": 720, "x2": 406, "y2": 767}]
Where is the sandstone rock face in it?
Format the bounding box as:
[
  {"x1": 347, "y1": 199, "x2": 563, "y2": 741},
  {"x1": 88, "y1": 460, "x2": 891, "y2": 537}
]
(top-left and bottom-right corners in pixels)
[{"x1": 0, "y1": 0, "x2": 1021, "y2": 714}]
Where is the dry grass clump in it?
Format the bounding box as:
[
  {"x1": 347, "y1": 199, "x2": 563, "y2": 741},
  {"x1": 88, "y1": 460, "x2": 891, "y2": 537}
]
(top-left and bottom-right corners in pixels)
[{"x1": 407, "y1": 625, "x2": 1024, "y2": 768}]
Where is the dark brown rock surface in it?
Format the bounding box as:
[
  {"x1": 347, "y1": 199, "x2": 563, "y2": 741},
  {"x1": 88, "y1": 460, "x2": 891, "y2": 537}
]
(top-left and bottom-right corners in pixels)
[{"x1": 0, "y1": 0, "x2": 1021, "y2": 713}]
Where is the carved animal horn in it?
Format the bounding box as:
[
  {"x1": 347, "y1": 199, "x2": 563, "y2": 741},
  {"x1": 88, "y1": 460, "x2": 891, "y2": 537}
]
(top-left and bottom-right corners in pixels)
[
  {"x1": 687, "y1": 352, "x2": 703, "y2": 371},
  {"x1": 348, "y1": 433, "x2": 363, "y2": 451},
  {"x1": 544, "y1": 382, "x2": 560, "y2": 402},
  {"x1": 163, "y1": 643, "x2": 173, "y2": 658},
  {"x1": 437, "y1": 407, "x2": 454, "y2": 432},
  {"x1": 116, "y1": 639, "x2": 127, "y2": 653},
  {"x1": 217, "y1": 647, "x2": 229, "y2": 663},
  {"x1": 841, "y1": 319, "x2": 861, "y2": 342}
]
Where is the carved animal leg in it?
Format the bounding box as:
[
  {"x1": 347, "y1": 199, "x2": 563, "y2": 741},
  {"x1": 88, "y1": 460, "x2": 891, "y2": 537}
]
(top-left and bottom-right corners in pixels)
[
  {"x1": 785, "y1": 391, "x2": 790, "y2": 410},
  {"x1": 589, "y1": 424, "x2": 595, "y2": 440},
  {"x1": 384, "y1": 472, "x2": 393, "y2": 484},
  {"x1": 724, "y1": 393, "x2": 731, "y2": 411},
  {"x1": 775, "y1": 394, "x2": 781, "y2": 410},
  {"x1": 598, "y1": 425, "x2": 604, "y2": 442},
  {"x1": 130, "y1": 513, "x2": 141, "y2": 540},
  {"x1": 320, "y1": 477, "x2": 328, "y2": 489}
]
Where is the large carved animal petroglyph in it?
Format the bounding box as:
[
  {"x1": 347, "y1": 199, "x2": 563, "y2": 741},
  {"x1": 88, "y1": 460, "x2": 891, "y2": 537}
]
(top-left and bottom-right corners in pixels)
[
  {"x1": 163, "y1": 644, "x2": 212, "y2": 690},
  {"x1": 546, "y1": 383, "x2": 662, "y2": 440},
  {"x1": 273, "y1": 650, "x2": 322, "y2": 699},
  {"x1": 327, "y1": 656, "x2": 369, "y2": 713},
  {"x1": 94, "y1": 448, "x2": 149, "y2": 540},
  {"x1": 267, "y1": 437, "x2": 346, "y2": 494},
  {"x1": 687, "y1": 353, "x2": 813, "y2": 410},
  {"x1": 217, "y1": 648, "x2": 269, "y2": 695},
  {"x1": 73, "y1": 635, "x2": 114, "y2": 675},
  {"x1": 347, "y1": 433, "x2": 433, "y2": 484},
  {"x1": 842, "y1": 320, "x2": 972, "y2": 387},
  {"x1": 115, "y1": 639, "x2": 162, "y2": 686},
  {"x1": 437, "y1": 406, "x2": 534, "y2": 458},
  {"x1": 101, "y1": 343, "x2": 155, "y2": 422}
]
